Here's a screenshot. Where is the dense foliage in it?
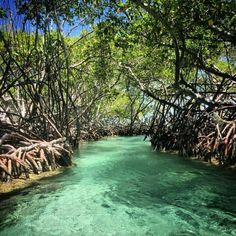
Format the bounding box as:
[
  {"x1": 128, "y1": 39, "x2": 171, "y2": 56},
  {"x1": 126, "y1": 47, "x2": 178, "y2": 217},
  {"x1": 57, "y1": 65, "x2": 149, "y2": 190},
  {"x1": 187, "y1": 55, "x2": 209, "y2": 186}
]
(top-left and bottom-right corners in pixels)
[{"x1": 0, "y1": 0, "x2": 235, "y2": 166}]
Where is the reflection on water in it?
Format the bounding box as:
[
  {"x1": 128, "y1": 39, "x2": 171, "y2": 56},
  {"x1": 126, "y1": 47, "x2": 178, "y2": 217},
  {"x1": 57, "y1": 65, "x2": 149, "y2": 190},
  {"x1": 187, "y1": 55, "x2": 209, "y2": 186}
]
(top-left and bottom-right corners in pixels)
[{"x1": 0, "y1": 136, "x2": 236, "y2": 236}]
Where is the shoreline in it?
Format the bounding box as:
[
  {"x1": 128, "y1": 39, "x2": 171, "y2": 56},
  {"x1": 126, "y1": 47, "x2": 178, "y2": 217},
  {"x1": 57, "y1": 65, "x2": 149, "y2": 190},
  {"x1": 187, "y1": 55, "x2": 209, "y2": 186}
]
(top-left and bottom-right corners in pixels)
[
  {"x1": 0, "y1": 137, "x2": 73, "y2": 196},
  {"x1": 1, "y1": 137, "x2": 235, "y2": 196},
  {"x1": 155, "y1": 148, "x2": 236, "y2": 170},
  {"x1": 0, "y1": 169, "x2": 64, "y2": 195}
]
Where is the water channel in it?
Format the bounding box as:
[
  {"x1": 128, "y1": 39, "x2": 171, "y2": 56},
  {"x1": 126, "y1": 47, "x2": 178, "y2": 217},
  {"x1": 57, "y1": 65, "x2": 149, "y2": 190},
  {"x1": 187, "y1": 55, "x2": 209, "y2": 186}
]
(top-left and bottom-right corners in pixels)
[{"x1": 0, "y1": 136, "x2": 236, "y2": 235}]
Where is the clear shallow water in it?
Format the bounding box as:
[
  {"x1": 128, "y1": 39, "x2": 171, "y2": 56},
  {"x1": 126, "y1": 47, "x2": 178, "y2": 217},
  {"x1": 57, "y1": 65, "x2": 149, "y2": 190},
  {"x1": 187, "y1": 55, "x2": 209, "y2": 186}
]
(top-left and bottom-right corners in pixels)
[{"x1": 0, "y1": 136, "x2": 236, "y2": 236}]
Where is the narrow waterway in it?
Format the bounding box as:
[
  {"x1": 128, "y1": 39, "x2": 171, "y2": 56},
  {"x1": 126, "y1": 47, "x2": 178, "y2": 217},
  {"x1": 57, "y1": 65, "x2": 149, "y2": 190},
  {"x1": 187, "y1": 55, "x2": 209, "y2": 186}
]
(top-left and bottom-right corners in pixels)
[{"x1": 0, "y1": 136, "x2": 236, "y2": 236}]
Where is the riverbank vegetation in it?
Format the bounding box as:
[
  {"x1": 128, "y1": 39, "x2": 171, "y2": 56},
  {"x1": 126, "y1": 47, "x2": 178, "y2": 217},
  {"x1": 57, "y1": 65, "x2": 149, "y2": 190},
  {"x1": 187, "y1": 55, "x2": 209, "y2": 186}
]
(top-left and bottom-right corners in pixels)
[{"x1": 0, "y1": 0, "x2": 235, "y2": 182}]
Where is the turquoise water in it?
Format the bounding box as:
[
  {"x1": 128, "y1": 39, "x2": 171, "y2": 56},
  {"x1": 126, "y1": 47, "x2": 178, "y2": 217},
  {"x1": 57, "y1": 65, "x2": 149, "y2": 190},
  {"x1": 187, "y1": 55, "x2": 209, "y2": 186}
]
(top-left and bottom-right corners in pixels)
[{"x1": 0, "y1": 136, "x2": 236, "y2": 236}]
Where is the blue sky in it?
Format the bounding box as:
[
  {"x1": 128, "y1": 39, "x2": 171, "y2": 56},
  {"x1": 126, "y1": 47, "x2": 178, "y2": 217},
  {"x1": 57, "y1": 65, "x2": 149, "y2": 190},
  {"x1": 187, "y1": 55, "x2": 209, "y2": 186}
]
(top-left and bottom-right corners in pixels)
[
  {"x1": 0, "y1": 0, "x2": 25, "y2": 30},
  {"x1": 0, "y1": 0, "x2": 89, "y2": 37}
]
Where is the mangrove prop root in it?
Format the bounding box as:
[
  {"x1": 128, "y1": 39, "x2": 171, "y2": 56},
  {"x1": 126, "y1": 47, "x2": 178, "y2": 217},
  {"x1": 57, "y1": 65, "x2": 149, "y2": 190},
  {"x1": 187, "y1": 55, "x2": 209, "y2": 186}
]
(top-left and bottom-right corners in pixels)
[
  {"x1": 0, "y1": 136, "x2": 73, "y2": 182},
  {"x1": 149, "y1": 107, "x2": 236, "y2": 166}
]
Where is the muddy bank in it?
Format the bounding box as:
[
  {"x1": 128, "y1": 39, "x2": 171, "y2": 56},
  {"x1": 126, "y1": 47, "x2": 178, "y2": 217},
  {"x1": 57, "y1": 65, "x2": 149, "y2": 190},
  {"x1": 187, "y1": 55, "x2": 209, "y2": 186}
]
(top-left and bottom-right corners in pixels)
[{"x1": 0, "y1": 169, "x2": 64, "y2": 195}]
